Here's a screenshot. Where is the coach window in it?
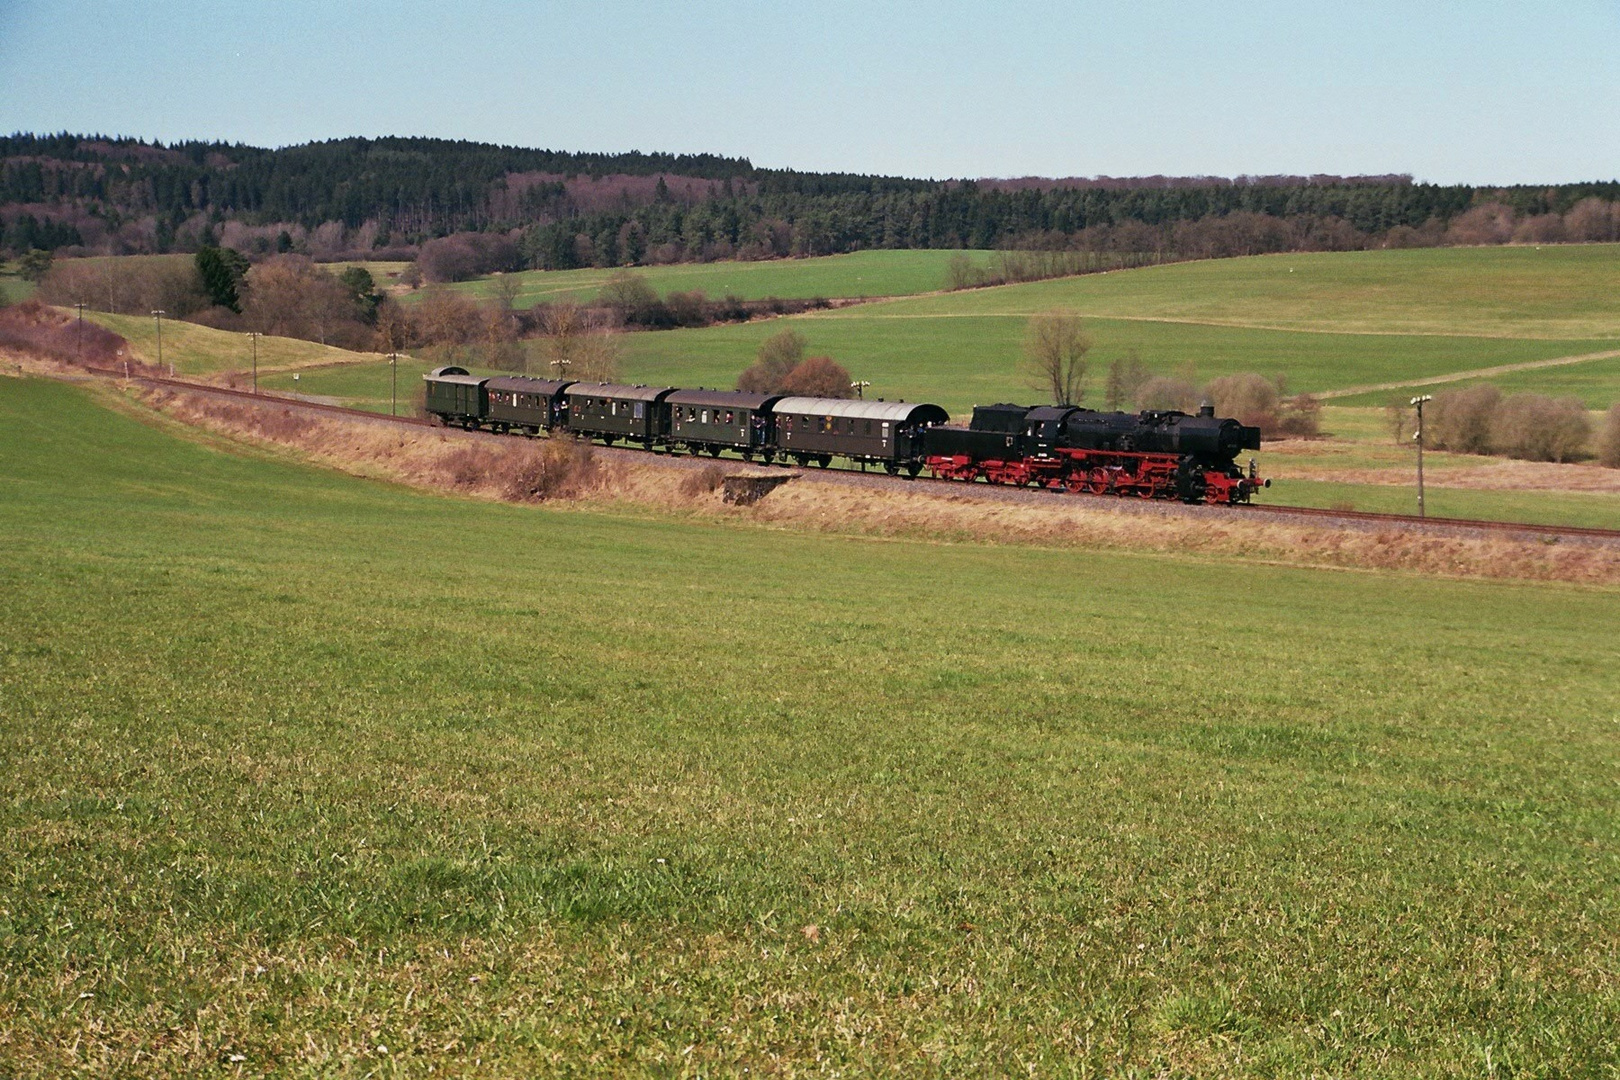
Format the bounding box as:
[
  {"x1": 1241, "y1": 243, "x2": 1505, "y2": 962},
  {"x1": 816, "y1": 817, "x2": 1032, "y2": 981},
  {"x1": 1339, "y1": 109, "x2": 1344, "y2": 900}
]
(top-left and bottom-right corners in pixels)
[{"x1": 635, "y1": 403, "x2": 645, "y2": 419}]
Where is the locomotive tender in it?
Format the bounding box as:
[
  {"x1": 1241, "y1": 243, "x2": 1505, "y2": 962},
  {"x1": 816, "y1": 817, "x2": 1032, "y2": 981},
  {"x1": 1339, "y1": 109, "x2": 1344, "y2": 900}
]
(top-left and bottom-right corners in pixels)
[{"x1": 423, "y1": 366, "x2": 1269, "y2": 504}]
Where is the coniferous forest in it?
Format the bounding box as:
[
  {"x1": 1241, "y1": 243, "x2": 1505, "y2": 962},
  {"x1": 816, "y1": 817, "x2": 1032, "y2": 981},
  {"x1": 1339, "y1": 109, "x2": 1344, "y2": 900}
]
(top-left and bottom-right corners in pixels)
[{"x1": 3, "y1": 133, "x2": 1619, "y2": 269}]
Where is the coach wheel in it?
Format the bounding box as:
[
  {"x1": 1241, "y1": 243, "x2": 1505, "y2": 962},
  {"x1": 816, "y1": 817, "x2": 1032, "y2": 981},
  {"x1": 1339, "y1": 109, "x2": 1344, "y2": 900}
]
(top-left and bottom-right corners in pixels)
[
  {"x1": 907, "y1": 463, "x2": 922, "y2": 478},
  {"x1": 817, "y1": 454, "x2": 832, "y2": 468},
  {"x1": 708, "y1": 445, "x2": 722, "y2": 457}
]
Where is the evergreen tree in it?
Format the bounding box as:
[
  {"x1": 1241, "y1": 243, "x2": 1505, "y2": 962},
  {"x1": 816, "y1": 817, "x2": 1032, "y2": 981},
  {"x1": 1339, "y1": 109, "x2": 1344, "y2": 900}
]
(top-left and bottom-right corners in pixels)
[{"x1": 195, "y1": 246, "x2": 248, "y2": 312}]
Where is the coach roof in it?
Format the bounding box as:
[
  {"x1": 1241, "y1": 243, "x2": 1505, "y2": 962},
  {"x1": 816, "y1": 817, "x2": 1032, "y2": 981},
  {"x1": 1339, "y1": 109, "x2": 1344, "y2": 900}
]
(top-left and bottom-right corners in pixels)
[
  {"x1": 771, "y1": 397, "x2": 949, "y2": 424},
  {"x1": 424, "y1": 365, "x2": 484, "y2": 386},
  {"x1": 486, "y1": 376, "x2": 574, "y2": 395},
  {"x1": 564, "y1": 383, "x2": 678, "y2": 403},
  {"x1": 666, "y1": 389, "x2": 781, "y2": 410}
]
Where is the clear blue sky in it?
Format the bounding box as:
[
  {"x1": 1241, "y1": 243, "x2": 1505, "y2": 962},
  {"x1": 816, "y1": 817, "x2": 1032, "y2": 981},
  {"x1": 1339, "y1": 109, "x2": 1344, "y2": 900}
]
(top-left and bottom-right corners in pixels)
[{"x1": 2, "y1": 0, "x2": 1615, "y2": 184}]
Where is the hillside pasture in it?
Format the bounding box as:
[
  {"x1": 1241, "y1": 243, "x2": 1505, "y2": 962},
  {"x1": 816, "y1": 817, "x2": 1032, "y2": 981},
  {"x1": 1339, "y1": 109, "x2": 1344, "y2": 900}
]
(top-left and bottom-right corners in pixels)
[
  {"x1": 81, "y1": 311, "x2": 386, "y2": 377},
  {"x1": 408, "y1": 249, "x2": 983, "y2": 308},
  {"x1": 879, "y1": 244, "x2": 1620, "y2": 339}
]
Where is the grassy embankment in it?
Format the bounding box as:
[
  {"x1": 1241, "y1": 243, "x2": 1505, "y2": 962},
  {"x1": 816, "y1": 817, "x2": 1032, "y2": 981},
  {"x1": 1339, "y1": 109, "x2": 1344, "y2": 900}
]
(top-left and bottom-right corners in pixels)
[
  {"x1": 80, "y1": 310, "x2": 387, "y2": 378},
  {"x1": 2, "y1": 375, "x2": 1617, "y2": 1076}
]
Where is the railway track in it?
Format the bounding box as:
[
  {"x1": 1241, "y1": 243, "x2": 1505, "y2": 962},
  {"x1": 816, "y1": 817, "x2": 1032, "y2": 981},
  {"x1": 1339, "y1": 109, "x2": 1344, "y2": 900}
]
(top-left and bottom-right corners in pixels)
[{"x1": 97, "y1": 369, "x2": 1620, "y2": 545}]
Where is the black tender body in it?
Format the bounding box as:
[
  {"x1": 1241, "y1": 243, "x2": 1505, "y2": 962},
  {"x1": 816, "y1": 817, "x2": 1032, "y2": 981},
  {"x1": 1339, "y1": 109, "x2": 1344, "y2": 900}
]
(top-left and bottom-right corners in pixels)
[{"x1": 1062, "y1": 408, "x2": 1261, "y2": 460}]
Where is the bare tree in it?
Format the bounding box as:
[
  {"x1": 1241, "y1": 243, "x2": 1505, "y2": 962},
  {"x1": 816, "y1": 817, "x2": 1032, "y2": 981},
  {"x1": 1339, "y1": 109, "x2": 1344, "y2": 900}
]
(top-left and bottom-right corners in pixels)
[
  {"x1": 1104, "y1": 351, "x2": 1150, "y2": 410},
  {"x1": 1022, "y1": 310, "x2": 1090, "y2": 405},
  {"x1": 539, "y1": 301, "x2": 619, "y2": 381},
  {"x1": 491, "y1": 273, "x2": 525, "y2": 314}
]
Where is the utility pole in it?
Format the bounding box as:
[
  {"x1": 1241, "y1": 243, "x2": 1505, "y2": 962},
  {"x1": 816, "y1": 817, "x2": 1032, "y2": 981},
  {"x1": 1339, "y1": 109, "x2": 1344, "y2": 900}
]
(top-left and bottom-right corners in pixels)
[
  {"x1": 389, "y1": 352, "x2": 399, "y2": 416},
  {"x1": 247, "y1": 332, "x2": 262, "y2": 393},
  {"x1": 1411, "y1": 394, "x2": 1432, "y2": 518},
  {"x1": 851, "y1": 380, "x2": 870, "y2": 399},
  {"x1": 75, "y1": 301, "x2": 85, "y2": 364},
  {"x1": 151, "y1": 309, "x2": 168, "y2": 376}
]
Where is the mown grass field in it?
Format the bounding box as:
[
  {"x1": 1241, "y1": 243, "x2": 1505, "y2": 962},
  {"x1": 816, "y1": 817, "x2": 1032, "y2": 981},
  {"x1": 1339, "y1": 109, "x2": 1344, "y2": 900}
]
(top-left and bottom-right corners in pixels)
[
  {"x1": 2, "y1": 375, "x2": 1618, "y2": 1076},
  {"x1": 406, "y1": 249, "x2": 982, "y2": 308}
]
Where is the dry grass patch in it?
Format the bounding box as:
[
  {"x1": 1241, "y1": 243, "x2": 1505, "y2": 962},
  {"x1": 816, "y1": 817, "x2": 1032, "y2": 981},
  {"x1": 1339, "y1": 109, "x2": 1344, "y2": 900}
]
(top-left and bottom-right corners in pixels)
[{"x1": 128, "y1": 385, "x2": 1620, "y2": 586}]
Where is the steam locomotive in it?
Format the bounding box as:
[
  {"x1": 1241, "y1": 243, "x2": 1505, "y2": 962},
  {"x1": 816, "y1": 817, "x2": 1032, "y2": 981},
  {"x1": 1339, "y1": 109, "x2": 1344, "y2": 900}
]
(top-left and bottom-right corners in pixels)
[{"x1": 422, "y1": 367, "x2": 1269, "y2": 505}]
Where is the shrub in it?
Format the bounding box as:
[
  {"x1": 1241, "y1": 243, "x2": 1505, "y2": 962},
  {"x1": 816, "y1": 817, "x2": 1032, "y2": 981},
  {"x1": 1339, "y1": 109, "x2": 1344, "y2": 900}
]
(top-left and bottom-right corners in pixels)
[
  {"x1": 1599, "y1": 404, "x2": 1620, "y2": 468},
  {"x1": 418, "y1": 232, "x2": 521, "y2": 284},
  {"x1": 1490, "y1": 394, "x2": 1592, "y2": 462},
  {"x1": 1203, "y1": 373, "x2": 1279, "y2": 431},
  {"x1": 1135, "y1": 376, "x2": 1199, "y2": 413},
  {"x1": 780, "y1": 356, "x2": 855, "y2": 398},
  {"x1": 1276, "y1": 394, "x2": 1322, "y2": 438},
  {"x1": 479, "y1": 437, "x2": 600, "y2": 502},
  {"x1": 737, "y1": 329, "x2": 805, "y2": 393},
  {"x1": 1426, "y1": 385, "x2": 1500, "y2": 454}
]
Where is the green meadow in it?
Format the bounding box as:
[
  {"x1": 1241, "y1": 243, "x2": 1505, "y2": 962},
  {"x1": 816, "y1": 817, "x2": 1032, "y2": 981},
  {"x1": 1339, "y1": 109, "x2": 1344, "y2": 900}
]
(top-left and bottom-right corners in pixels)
[
  {"x1": 406, "y1": 249, "x2": 980, "y2": 308},
  {"x1": 2, "y1": 376, "x2": 1618, "y2": 1076}
]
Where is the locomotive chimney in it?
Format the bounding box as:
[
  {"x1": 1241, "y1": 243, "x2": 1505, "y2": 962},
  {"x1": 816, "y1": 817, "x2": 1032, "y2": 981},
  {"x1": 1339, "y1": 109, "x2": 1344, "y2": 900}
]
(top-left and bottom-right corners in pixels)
[{"x1": 1198, "y1": 401, "x2": 1214, "y2": 417}]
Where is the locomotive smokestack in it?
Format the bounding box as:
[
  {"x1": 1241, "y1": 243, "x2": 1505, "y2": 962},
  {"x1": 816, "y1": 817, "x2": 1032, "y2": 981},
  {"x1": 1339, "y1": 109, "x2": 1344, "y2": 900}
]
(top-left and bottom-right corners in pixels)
[{"x1": 1199, "y1": 401, "x2": 1215, "y2": 417}]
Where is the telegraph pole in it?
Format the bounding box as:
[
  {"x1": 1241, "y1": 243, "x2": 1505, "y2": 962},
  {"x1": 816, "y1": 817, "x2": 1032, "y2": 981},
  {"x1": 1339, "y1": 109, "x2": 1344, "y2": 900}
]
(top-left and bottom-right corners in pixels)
[
  {"x1": 75, "y1": 301, "x2": 85, "y2": 363},
  {"x1": 1411, "y1": 394, "x2": 1432, "y2": 518},
  {"x1": 151, "y1": 309, "x2": 168, "y2": 375},
  {"x1": 389, "y1": 352, "x2": 399, "y2": 416},
  {"x1": 247, "y1": 332, "x2": 262, "y2": 393}
]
